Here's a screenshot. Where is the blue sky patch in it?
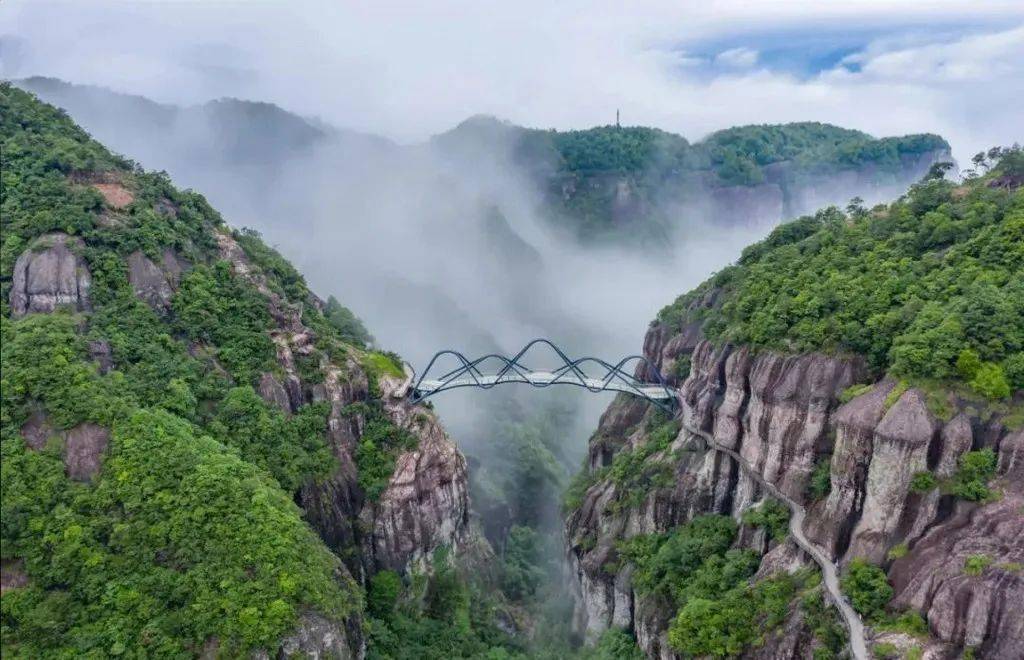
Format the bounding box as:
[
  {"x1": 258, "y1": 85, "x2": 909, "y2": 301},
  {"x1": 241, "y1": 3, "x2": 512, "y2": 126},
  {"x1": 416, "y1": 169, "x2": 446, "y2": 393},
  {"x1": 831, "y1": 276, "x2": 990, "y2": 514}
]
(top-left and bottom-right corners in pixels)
[{"x1": 674, "y1": 21, "x2": 1001, "y2": 78}]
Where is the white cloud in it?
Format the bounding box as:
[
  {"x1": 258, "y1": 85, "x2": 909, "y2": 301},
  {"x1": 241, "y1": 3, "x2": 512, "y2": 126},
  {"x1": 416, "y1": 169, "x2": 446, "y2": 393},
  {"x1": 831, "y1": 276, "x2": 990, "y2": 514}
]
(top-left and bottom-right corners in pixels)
[
  {"x1": 835, "y1": 25, "x2": 1024, "y2": 83},
  {"x1": 714, "y1": 47, "x2": 759, "y2": 68},
  {"x1": 1, "y1": 0, "x2": 1022, "y2": 161}
]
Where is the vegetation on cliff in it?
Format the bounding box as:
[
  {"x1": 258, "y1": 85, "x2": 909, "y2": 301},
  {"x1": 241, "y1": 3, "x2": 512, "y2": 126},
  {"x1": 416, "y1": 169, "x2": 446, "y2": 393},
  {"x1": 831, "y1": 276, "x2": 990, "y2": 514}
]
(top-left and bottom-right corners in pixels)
[
  {"x1": 610, "y1": 514, "x2": 845, "y2": 658},
  {"x1": 657, "y1": 150, "x2": 1024, "y2": 403},
  {"x1": 0, "y1": 83, "x2": 404, "y2": 655}
]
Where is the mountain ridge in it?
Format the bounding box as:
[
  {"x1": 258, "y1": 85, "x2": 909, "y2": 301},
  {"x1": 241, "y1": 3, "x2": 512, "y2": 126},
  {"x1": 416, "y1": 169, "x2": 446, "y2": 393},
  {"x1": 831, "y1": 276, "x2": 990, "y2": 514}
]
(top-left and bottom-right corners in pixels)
[{"x1": 565, "y1": 154, "x2": 1023, "y2": 659}]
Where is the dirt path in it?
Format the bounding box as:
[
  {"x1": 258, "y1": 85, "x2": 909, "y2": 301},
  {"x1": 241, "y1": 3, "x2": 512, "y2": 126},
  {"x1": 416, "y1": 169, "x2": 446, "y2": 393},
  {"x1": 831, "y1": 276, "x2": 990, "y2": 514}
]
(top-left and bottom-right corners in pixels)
[{"x1": 680, "y1": 421, "x2": 869, "y2": 660}]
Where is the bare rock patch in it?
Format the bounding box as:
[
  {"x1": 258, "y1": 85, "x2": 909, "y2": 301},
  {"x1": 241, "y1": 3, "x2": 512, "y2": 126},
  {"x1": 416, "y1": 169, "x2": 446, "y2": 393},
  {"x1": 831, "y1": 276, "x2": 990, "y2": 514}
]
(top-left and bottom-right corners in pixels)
[
  {"x1": 64, "y1": 423, "x2": 110, "y2": 481},
  {"x1": 10, "y1": 233, "x2": 92, "y2": 316}
]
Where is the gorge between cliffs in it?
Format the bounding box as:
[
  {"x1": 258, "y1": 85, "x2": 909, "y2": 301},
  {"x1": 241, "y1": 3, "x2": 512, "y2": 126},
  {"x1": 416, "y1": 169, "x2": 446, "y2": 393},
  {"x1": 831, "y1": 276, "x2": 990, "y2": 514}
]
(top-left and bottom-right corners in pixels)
[{"x1": 2, "y1": 79, "x2": 1023, "y2": 660}]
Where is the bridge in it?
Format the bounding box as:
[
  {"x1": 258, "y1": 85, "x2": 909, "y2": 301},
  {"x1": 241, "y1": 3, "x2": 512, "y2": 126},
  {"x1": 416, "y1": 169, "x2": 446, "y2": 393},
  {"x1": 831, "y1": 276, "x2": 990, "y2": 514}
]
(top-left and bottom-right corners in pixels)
[{"x1": 407, "y1": 339, "x2": 676, "y2": 412}]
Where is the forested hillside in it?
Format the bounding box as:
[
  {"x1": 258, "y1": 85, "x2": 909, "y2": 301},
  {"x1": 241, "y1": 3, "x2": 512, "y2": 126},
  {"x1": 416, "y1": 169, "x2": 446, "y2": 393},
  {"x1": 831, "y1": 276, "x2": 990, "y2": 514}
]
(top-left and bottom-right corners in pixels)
[
  {"x1": 545, "y1": 122, "x2": 947, "y2": 182},
  {"x1": 566, "y1": 152, "x2": 1024, "y2": 659},
  {"x1": 435, "y1": 116, "x2": 951, "y2": 243},
  {"x1": 0, "y1": 80, "x2": 547, "y2": 659},
  {"x1": 657, "y1": 151, "x2": 1024, "y2": 406},
  {"x1": 0, "y1": 81, "x2": 380, "y2": 656}
]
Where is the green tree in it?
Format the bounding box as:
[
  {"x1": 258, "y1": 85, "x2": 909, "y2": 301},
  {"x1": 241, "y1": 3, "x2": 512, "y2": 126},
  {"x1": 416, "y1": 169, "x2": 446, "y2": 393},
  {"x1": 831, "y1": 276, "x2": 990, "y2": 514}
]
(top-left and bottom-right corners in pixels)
[
  {"x1": 325, "y1": 295, "x2": 373, "y2": 348},
  {"x1": 368, "y1": 570, "x2": 402, "y2": 620},
  {"x1": 501, "y1": 526, "x2": 545, "y2": 600},
  {"x1": 950, "y1": 449, "x2": 997, "y2": 501},
  {"x1": 970, "y1": 363, "x2": 1011, "y2": 400},
  {"x1": 840, "y1": 559, "x2": 893, "y2": 621}
]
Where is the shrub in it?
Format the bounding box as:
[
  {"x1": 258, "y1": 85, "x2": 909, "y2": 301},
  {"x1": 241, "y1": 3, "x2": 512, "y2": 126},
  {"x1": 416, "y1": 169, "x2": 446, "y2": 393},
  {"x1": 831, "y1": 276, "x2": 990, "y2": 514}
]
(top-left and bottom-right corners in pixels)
[
  {"x1": 563, "y1": 465, "x2": 608, "y2": 512},
  {"x1": 362, "y1": 351, "x2": 405, "y2": 381},
  {"x1": 590, "y1": 628, "x2": 644, "y2": 660},
  {"x1": 887, "y1": 544, "x2": 909, "y2": 560},
  {"x1": 211, "y1": 387, "x2": 334, "y2": 492},
  {"x1": 970, "y1": 363, "x2": 1011, "y2": 400},
  {"x1": 346, "y1": 402, "x2": 418, "y2": 501},
  {"x1": 801, "y1": 588, "x2": 847, "y2": 659},
  {"x1": 950, "y1": 448, "x2": 997, "y2": 501},
  {"x1": 807, "y1": 458, "x2": 832, "y2": 500},
  {"x1": 963, "y1": 555, "x2": 992, "y2": 576},
  {"x1": 667, "y1": 573, "x2": 798, "y2": 657},
  {"x1": 368, "y1": 570, "x2": 402, "y2": 620},
  {"x1": 672, "y1": 355, "x2": 692, "y2": 381},
  {"x1": 956, "y1": 348, "x2": 982, "y2": 380},
  {"x1": 325, "y1": 295, "x2": 373, "y2": 348},
  {"x1": 838, "y1": 383, "x2": 873, "y2": 404},
  {"x1": 883, "y1": 381, "x2": 910, "y2": 411},
  {"x1": 501, "y1": 526, "x2": 545, "y2": 601},
  {"x1": 172, "y1": 262, "x2": 277, "y2": 384},
  {"x1": 233, "y1": 227, "x2": 308, "y2": 301},
  {"x1": 840, "y1": 559, "x2": 893, "y2": 621},
  {"x1": 622, "y1": 515, "x2": 740, "y2": 603},
  {"x1": 879, "y1": 610, "x2": 928, "y2": 636},
  {"x1": 1004, "y1": 352, "x2": 1024, "y2": 390},
  {"x1": 604, "y1": 418, "x2": 680, "y2": 509},
  {"x1": 909, "y1": 471, "x2": 937, "y2": 494},
  {"x1": 741, "y1": 499, "x2": 791, "y2": 541}
]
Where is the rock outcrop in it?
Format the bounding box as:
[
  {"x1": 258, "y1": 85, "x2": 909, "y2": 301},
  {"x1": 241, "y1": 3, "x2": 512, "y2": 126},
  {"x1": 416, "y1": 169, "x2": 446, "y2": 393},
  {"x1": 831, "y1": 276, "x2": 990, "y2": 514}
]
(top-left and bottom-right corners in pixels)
[
  {"x1": 63, "y1": 423, "x2": 110, "y2": 481},
  {"x1": 217, "y1": 231, "x2": 472, "y2": 576},
  {"x1": 20, "y1": 409, "x2": 55, "y2": 450},
  {"x1": 257, "y1": 372, "x2": 292, "y2": 414},
  {"x1": 10, "y1": 233, "x2": 92, "y2": 316},
  {"x1": 87, "y1": 339, "x2": 114, "y2": 374},
  {"x1": 566, "y1": 317, "x2": 1023, "y2": 659},
  {"x1": 267, "y1": 612, "x2": 362, "y2": 660},
  {"x1": 368, "y1": 375, "x2": 470, "y2": 571},
  {"x1": 127, "y1": 251, "x2": 173, "y2": 309},
  {"x1": 889, "y1": 490, "x2": 1024, "y2": 659},
  {"x1": 0, "y1": 558, "x2": 30, "y2": 593}
]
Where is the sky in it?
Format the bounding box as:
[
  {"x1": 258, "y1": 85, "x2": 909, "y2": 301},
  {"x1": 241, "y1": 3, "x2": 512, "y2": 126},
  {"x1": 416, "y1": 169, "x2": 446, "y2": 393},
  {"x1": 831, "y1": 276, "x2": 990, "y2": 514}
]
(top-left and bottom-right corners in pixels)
[{"x1": 2, "y1": 1, "x2": 1023, "y2": 163}]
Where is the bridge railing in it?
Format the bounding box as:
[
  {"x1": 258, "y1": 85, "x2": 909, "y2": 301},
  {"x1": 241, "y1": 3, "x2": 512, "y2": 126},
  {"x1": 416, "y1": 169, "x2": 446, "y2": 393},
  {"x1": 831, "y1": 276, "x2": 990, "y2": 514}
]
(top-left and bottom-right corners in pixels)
[{"x1": 408, "y1": 338, "x2": 676, "y2": 412}]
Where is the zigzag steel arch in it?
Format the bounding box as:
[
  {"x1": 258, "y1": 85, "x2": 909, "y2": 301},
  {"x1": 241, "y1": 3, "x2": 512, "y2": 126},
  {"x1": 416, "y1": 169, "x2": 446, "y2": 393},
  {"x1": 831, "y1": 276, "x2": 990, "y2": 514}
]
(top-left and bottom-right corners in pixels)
[{"x1": 408, "y1": 338, "x2": 676, "y2": 413}]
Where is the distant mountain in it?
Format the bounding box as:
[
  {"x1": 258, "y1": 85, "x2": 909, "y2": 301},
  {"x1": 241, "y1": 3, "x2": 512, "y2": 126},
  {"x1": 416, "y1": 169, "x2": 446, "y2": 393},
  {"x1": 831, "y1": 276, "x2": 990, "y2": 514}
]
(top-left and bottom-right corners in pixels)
[
  {"x1": 15, "y1": 77, "x2": 392, "y2": 192},
  {"x1": 434, "y1": 116, "x2": 953, "y2": 244},
  {"x1": 21, "y1": 78, "x2": 951, "y2": 250}
]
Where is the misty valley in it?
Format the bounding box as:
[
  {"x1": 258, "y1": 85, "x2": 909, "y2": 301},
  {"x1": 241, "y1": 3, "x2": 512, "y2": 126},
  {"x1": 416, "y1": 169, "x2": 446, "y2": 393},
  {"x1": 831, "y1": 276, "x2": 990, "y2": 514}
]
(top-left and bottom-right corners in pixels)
[{"x1": 2, "y1": 60, "x2": 1022, "y2": 660}]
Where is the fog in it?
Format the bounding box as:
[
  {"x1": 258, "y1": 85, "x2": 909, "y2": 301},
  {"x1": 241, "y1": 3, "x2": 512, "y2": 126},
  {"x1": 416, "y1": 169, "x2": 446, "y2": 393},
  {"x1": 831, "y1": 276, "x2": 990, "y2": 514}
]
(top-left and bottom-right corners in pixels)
[
  {"x1": 17, "y1": 77, "x2": 945, "y2": 496},
  {"x1": 10, "y1": 71, "x2": 963, "y2": 644}
]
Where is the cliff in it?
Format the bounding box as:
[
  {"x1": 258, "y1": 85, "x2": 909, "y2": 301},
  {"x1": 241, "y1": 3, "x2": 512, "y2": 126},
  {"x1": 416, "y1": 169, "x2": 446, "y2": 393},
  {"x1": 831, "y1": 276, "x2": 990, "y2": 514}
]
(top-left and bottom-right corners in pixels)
[
  {"x1": 566, "y1": 162, "x2": 1024, "y2": 659},
  {"x1": 0, "y1": 84, "x2": 472, "y2": 657},
  {"x1": 568, "y1": 340, "x2": 1022, "y2": 660}
]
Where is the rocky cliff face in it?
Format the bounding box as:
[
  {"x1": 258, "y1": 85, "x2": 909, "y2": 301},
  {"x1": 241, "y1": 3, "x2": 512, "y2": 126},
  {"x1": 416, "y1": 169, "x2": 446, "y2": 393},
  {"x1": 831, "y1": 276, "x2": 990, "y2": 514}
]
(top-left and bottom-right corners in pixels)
[
  {"x1": 566, "y1": 312, "x2": 1023, "y2": 659},
  {"x1": 213, "y1": 231, "x2": 472, "y2": 579},
  {"x1": 10, "y1": 233, "x2": 92, "y2": 316}
]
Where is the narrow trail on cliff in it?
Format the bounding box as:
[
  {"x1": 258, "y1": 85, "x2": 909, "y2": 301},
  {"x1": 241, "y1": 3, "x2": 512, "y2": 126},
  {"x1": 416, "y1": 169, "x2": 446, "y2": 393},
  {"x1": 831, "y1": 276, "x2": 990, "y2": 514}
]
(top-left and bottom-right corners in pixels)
[{"x1": 678, "y1": 421, "x2": 869, "y2": 660}]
